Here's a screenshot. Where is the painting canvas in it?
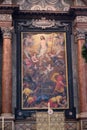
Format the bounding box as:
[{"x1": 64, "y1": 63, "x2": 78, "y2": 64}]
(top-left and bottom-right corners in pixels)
[{"x1": 21, "y1": 32, "x2": 69, "y2": 109}]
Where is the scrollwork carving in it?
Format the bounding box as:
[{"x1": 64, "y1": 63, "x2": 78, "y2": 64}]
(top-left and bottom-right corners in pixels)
[
  {"x1": 18, "y1": 18, "x2": 68, "y2": 30},
  {"x1": 32, "y1": 17, "x2": 55, "y2": 29},
  {"x1": 18, "y1": 21, "x2": 32, "y2": 30},
  {"x1": 17, "y1": 0, "x2": 70, "y2": 11}
]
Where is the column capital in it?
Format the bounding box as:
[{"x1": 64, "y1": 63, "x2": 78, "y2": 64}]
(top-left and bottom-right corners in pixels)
[
  {"x1": 73, "y1": 16, "x2": 87, "y2": 43},
  {"x1": 74, "y1": 28, "x2": 86, "y2": 43},
  {"x1": 1, "y1": 27, "x2": 13, "y2": 39}
]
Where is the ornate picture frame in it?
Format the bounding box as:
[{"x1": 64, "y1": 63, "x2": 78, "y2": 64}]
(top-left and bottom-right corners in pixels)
[
  {"x1": 14, "y1": 13, "x2": 75, "y2": 119},
  {"x1": 21, "y1": 32, "x2": 68, "y2": 110}
]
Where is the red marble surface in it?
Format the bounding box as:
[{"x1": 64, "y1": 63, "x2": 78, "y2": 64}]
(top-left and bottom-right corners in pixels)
[
  {"x1": 2, "y1": 38, "x2": 12, "y2": 114},
  {"x1": 77, "y1": 39, "x2": 87, "y2": 113}
]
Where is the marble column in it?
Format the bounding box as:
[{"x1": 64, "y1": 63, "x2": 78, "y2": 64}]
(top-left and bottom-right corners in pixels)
[
  {"x1": 1, "y1": 27, "x2": 12, "y2": 116},
  {"x1": 76, "y1": 29, "x2": 87, "y2": 118}
]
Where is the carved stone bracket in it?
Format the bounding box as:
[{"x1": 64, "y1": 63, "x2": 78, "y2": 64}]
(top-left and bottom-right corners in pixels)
[{"x1": 1, "y1": 27, "x2": 13, "y2": 39}]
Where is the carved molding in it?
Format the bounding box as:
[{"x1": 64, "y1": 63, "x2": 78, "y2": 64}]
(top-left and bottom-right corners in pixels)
[
  {"x1": 1, "y1": 27, "x2": 13, "y2": 39},
  {"x1": 75, "y1": 16, "x2": 87, "y2": 23},
  {"x1": 0, "y1": 14, "x2": 12, "y2": 21},
  {"x1": 77, "y1": 112, "x2": 87, "y2": 118},
  {"x1": 18, "y1": 18, "x2": 68, "y2": 30},
  {"x1": 17, "y1": 0, "x2": 70, "y2": 11}
]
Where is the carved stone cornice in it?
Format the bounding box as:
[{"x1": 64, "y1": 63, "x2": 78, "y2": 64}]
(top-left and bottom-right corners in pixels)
[
  {"x1": 1, "y1": 27, "x2": 13, "y2": 39},
  {"x1": 74, "y1": 16, "x2": 87, "y2": 23},
  {"x1": 0, "y1": 5, "x2": 19, "y2": 14},
  {"x1": 0, "y1": 14, "x2": 12, "y2": 21}
]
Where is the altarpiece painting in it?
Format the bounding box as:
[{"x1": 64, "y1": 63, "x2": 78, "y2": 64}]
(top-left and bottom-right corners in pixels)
[{"x1": 21, "y1": 32, "x2": 69, "y2": 110}]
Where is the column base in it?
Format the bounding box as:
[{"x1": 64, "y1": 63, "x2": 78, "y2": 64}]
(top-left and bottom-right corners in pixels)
[
  {"x1": 1, "y1": 113, "x2": 15, "y2": 119},
  {"x1": 77, "y1": 112, "x2": 87, "y2": 119}
]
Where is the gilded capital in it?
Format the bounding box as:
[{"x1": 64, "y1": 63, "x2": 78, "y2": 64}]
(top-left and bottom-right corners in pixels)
[{"x1": 1, "y1": 27, "x2": 13, "y2": 39}]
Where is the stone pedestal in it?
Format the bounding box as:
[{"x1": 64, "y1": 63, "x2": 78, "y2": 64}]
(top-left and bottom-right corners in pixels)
[
  {"x1": 0, "y1": 116, "x2": 14, "y2": 130},
  {"x1": 36, "y1": 112, "x2": 65, "y2": 130}
]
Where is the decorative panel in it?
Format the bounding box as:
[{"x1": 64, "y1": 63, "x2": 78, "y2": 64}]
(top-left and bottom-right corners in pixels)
[
  {"x1": 0, "y1": 120, "x2": 14, "y2": 130},
  {"x1": 82, "y1": 120, "x2": 87, "y2": 130},
  {"x1": 15, "y1": 122, "x2": 36, "y2": 130},
  {"x1": 15, "y1": 119, "x2": 80, "y2": 130},
  {"x1": 65, "y1": 121, "x2": 78, "y2": 130},
  {"x1": 36, "y1": 112, "x2": 65, "y2": 130}
]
